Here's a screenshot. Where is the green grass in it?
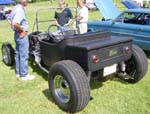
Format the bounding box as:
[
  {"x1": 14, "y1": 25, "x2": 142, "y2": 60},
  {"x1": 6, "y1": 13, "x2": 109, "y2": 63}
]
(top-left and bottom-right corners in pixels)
[{"x1": 0, "y1": 1, "x2": 150, "y2": 114}]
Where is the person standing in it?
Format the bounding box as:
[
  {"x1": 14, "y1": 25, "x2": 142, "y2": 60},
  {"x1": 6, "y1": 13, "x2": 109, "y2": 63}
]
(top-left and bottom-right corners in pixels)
[
  {"x1": 7, "y1": 0, "x2": 35, "y2": 81},
  {"x1": 133, "y1": 0, "x2": 144, "y2": 7},
  {"x1": 54, "y1": 0, "x2": 73, "y2": 30},
  {"x1": 77, "y1": 0, "x2": 88, "y2": 34}
]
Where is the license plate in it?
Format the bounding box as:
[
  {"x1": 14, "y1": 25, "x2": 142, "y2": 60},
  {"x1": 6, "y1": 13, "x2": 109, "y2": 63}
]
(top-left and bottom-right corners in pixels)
[
  {"x1": 104, "y1": 64, "x2": 117, "y2": 76},
  {"x1": 109, "y1": 48, "x2": 118, "y2": 57}
]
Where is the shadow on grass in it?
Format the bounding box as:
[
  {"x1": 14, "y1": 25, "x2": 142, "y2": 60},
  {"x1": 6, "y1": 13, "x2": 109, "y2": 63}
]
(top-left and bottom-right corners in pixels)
[
  {"x1": 1, "y1": 60, "x2": 16, "y2": 70},
  {"x1": 29, "y1": 61, "x2": 48, "y2": 81},
  {"x1": 1, "y1": 57, "x2": 48, "y2": 81},
  {"x1": 10, "y1": 65, "x2": 15, "y2": 69},
  {"x1": 89, "y1": 73, "x2": 133, "y2": 90},
  {"x1": 90, "y1": 75, "x2": 123, "y2": 90},
  {"x1": 144, "y1": 50, "x2": 150, "y2": 58},
  {"x1": 90, "y1": 79, "x2": 103, "y2": 90},
  {"x1": 146, "y1": 52, "x2": 150, "y2": 58},
  {"x1": 42, "y1": 89, "x2": 55, "y2": 103},
  {"x1": 42, "y1": 89, "x2": 68, "y2": 113},
  {"x1": 97, "y1": 74, "x2": 130, "y2": 85},
  {"x1": 111, "y1": 77, "x2": 130, "y2": 85}
]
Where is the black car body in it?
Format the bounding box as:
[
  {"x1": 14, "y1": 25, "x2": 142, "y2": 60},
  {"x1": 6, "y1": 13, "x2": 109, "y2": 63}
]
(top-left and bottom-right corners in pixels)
[{"x1": 2, "y1": 7, "x2": 148, "y2": 113}]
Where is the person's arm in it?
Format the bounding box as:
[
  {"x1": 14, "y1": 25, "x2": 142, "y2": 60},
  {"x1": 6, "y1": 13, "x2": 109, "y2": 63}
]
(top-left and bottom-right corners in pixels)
[
  {"x1": 11, "y1": 10, "x2": 27, "y2": 37},
  {"x1": 65, "y1": 18, "x2": 72, "y2": 26},
  {"x1": 77, "y1": 13, "x2": 83, "y2": 20},
  {"x1": 64, "y1": 8, "x2": 73, "y2": 26},
  {"x1": 12, "y1": 22, "x2": 26, "y2": 38},
  {"x1": 76, "y1": 10, "x2": 84, "y2": 23},
  {"x1": 55, "y1": 20, "x2": 60, "y2": 26}
]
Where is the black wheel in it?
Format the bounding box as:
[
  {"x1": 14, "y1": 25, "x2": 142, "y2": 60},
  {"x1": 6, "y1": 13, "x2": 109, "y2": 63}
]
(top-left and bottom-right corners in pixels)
[
  {"x1": 1, "y1": 43, "x2": 15, "y2": 66},
  {"x1": 48, "y1": 60, "x2": 90, "y2": 113},
  {"x1": 119, "y1": 45, "x2": 148, "y2": 83}
]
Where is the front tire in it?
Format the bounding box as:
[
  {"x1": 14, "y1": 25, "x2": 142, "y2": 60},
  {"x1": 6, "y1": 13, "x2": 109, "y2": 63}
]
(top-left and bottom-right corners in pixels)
[
  {"x1": 48, "y1": 60, "x2": 90, "y2": 113},
  {"x1": 1, "y1": 43, "x2": 15, "y2": 66},
  {"x1": 120, "y1": 45, "x2": 148, "y2": 83}
]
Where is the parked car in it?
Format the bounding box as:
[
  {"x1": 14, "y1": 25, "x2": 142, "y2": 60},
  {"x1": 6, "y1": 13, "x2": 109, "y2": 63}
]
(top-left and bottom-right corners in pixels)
[
  {"x1": 122, "y1": 0, "x2": 141, "y2": 9},
  {"x1": 88, "y1": 0, "x2": 150, "y2": 51},
  {"x1": 1, "y1": 7, "x2": 148, "y2": 113},
  {"x1": 0, "y1": 0, "x2": 15, "y2": 20}
]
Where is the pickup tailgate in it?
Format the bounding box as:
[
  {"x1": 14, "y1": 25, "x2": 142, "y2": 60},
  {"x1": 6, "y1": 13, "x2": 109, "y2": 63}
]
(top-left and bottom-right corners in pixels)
[{"x1": 65, "y1": 33, "x2": 132, "y2": 71}]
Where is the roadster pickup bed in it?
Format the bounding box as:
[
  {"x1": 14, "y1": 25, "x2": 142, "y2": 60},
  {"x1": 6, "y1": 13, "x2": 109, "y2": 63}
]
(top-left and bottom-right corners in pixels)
[{"x1": 2, "y1": 7, "x2": 148, "y2": 113}]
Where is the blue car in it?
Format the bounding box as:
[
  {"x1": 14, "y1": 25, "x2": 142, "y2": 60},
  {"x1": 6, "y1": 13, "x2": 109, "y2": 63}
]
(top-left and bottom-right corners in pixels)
[{"x1": 88, "y1": 0, "x2": 150, "y2": 51}]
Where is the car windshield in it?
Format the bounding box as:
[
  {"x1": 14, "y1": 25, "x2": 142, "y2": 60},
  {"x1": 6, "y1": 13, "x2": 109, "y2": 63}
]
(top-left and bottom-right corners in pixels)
[{"x1": 115, "y1": 12, "x2": 150, "y2": 25}]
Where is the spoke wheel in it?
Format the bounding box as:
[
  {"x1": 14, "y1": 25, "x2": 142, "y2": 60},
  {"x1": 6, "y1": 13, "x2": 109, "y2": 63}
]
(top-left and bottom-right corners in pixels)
[
  {"x1": 1, "y1": 43, "x2": 15, "y2": 66},
  {"x1": 2, "y1": 46, "x2": 9, "y2": 64}
]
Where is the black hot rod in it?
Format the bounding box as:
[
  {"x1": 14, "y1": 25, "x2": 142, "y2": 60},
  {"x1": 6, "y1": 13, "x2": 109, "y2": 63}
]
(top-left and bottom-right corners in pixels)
[{"x1": 1, "y1": 8, "x2": 148, "y2": 113}]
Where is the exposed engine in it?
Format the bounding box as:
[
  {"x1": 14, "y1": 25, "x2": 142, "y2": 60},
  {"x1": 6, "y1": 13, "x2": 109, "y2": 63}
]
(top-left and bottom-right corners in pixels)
[{"x1": 29, "y1": 32, "x2": 48, "y2": 64}]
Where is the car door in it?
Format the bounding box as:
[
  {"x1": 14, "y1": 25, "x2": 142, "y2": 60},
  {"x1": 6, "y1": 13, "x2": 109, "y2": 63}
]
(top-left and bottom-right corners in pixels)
[
  {"x1": 105, "y1": 12, "x2": 150, "y2": 51},
  {"x1": 88, "y1": 11, "x2": 150, "y2": 51}
]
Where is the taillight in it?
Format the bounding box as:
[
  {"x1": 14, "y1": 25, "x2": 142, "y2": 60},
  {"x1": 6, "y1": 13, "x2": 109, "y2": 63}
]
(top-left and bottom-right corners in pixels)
[
  {"x1": 124, "y1": 46, "x2": 131, "y2": 54},
  {"x1": 92, "y1": 55, "x2": 100, "y2": 64}
]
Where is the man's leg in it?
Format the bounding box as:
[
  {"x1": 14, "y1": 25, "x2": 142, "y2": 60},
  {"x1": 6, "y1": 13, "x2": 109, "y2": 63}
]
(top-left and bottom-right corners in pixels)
[
  {"x1": 19, "y1": 35, "x2": 29, "y2": 77},
  {"x1": 14, "y1": 32, "x2": 20, "y2": 75}
]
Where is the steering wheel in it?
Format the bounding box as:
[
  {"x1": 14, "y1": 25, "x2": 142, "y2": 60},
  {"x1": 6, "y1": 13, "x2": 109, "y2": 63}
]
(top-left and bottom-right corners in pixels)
[{"x1": 47, "y1": 24, "x2": 64, "y2": 43}]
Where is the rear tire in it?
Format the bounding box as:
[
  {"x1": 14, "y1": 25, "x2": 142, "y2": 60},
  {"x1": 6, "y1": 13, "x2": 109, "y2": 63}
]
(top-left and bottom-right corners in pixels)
[
  {"x1": 120, "y1": 45, "x2": 148, "y2": 83},
  {"x1": 48, "y1": 60, "x2": 90, "y2": 113},
  {"x1": 1, "y1": 43, "x2": 15, "y2": 66}
]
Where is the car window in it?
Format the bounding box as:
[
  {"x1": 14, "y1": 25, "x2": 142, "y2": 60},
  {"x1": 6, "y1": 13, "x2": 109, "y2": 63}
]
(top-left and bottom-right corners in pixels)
[
  {"x1": 140, "y1": 13, "x2": 150, "y2": 25},
  {"x1": 116, "y1": 12, "x2": 150, "y2": 25},
  {"x1": 115, "y1": 12, "x2": 137, "y2": 23},
  {"x1": 115, "y1": 14, "x2": 124, "y2": 23},
  {"x1": 124, "y1": 12, "x2": 136, "y2": 19}
]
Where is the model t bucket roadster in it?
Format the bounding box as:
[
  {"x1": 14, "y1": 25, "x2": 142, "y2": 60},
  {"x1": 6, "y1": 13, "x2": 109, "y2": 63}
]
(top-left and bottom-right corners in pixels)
[{"x1": 1, "y1": 7, "x2": 148, "y2": 113}]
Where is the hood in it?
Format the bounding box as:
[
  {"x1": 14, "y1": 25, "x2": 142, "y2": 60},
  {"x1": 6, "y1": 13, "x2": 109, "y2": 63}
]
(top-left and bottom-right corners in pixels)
[
  {"x1": 0, "y1": 0, "x2": 15, "y2": 5},
  {"x1": 122, "y1": 0, "x2": 141, "y2": 9},
  {"x1": 93, "y1": 0, "x2": 120, "y2": 20}
]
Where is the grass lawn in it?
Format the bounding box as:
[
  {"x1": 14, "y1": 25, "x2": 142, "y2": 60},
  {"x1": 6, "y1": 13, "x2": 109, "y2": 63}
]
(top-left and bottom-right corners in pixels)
[{"x1": 0, "y1": 1, "x2": 150, "y2": 114}]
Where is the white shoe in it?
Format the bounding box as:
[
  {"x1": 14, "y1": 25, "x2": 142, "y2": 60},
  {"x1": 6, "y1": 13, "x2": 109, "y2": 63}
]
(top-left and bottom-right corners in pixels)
[{"x1": 21, "y1": 74, "x2": 35, "y2": 81}]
